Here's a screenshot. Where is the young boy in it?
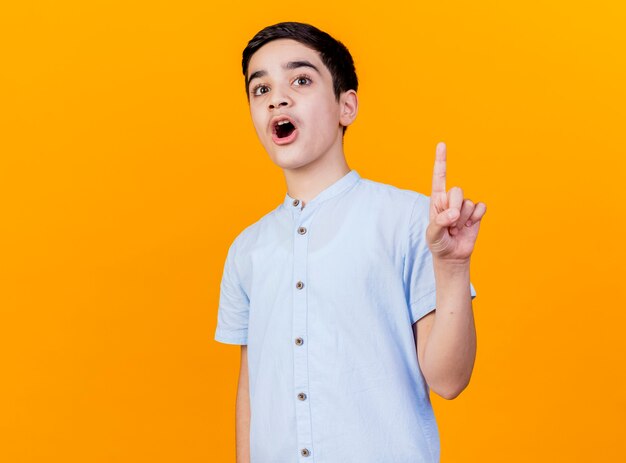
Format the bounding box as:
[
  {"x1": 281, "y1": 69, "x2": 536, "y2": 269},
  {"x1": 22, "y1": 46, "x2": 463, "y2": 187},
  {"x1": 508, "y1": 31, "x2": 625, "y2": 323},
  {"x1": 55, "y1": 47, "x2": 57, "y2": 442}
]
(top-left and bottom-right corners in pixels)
[{"x1": 214, "y1": 22, "x2": 486, "y2": 463}]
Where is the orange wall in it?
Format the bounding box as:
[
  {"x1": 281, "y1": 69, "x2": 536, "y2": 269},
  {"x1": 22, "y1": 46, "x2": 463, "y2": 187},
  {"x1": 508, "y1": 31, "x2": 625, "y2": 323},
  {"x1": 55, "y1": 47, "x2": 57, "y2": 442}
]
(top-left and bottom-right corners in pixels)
[{"x1": 1, "y1": 1, "x2": 624, "y2": 461}]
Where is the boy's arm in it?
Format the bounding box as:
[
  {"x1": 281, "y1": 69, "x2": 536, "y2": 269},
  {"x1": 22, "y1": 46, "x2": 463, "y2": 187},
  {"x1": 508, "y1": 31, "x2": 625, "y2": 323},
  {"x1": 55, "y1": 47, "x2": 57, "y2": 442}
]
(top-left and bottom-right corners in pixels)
[
  {"x1": 413, "y1": 260, "x2": 476, "y2": 400},
  {"x1": 236, "y1": 345, "x2": 250, "y2": 463},
  {"x1": 414, "y1": 142, "x2": 484, "y2": 400}
]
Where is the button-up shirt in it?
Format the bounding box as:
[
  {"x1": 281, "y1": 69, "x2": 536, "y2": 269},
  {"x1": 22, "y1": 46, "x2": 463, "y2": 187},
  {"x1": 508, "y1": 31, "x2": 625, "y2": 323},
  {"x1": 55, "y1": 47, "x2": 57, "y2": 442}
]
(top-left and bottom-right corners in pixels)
[{"x1": 214, "y1": 169, "x2": 476, "y2": 462}]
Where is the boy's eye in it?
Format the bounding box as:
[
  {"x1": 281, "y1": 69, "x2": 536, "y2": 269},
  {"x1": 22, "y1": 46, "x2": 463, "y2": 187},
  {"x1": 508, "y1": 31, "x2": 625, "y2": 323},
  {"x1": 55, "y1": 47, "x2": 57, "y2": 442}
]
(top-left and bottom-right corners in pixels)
[
  {"x1": 253, "y1": 85, "x2": 269, "y2": 96},
  {"x1": 293, "y1": 75, "x2": 312, "y2": 86}
]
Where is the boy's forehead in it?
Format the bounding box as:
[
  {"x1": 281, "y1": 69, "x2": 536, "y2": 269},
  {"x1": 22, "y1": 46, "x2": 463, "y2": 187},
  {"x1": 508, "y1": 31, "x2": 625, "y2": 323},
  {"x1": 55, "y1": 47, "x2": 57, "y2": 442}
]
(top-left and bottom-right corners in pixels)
[{"x1": 248, "y1": 39, "x2": 324, "y2": 76}]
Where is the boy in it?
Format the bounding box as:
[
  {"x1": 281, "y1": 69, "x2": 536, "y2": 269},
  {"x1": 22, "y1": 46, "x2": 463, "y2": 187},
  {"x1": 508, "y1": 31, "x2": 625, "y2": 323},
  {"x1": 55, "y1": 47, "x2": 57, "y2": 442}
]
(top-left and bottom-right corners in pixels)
[{"x1": 214, "y1": 22, "x2": 486, "y2": 463}]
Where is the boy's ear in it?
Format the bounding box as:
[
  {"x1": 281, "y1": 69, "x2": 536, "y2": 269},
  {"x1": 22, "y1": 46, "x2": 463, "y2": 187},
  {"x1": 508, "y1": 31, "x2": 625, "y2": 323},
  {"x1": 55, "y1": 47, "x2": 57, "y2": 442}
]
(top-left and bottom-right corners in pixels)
[{"x1": 339, "y1": 90, "x2": 358, "y2": 128}]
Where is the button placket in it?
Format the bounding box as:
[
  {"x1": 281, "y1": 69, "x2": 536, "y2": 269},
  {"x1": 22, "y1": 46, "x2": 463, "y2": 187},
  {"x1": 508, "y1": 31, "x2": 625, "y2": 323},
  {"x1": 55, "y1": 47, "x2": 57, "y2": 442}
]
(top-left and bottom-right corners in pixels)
[{"x1": 292, "y1": 205, "x2": 314, "y2": 460}]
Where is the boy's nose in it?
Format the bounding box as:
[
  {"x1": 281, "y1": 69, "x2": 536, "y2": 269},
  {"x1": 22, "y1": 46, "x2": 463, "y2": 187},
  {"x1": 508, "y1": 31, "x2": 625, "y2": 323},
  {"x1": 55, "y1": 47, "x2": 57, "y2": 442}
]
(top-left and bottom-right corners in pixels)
[
  {"x1": 268, "y1": 100, "x2": 289, "y2": 110},
  {"x1": 268, "y1": 89, "x2": 291, "y2": 110}
]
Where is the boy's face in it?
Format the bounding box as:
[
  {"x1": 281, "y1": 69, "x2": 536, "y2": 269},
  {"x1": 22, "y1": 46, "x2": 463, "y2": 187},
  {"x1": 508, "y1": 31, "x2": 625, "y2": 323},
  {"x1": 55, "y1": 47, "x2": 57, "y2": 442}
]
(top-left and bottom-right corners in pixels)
[{"x1": 246, "y1": 39, "x2": 356, "y2": 171}]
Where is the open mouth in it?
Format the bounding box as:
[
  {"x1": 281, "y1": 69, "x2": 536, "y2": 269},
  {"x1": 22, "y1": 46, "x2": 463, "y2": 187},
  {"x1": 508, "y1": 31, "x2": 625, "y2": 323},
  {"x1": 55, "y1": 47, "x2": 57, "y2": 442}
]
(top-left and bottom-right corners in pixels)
[{"x1": 274, "y1": 119, "x2": 296, "y2": 139}]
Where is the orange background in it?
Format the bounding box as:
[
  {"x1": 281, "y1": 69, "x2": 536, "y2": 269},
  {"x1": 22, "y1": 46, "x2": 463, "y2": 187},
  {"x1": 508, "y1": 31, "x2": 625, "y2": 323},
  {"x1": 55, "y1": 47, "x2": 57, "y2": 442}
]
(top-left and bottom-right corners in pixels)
[{"x1": 1, "y1": 1, "x2": 625, "y2": 461}]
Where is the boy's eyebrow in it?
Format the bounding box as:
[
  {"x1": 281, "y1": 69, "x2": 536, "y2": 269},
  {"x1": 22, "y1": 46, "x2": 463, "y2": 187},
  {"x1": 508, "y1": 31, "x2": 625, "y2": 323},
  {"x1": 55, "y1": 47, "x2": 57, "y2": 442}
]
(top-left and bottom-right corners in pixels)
[
  {"x1": 284, "y1": 60, "x2": 320, "y2": 73},
  {"x1": 247, "y1": 60, "x2": 321, "y2": 91},
  {"x1": 247, "y1": 70, "x2": 267, "y2": 85}
]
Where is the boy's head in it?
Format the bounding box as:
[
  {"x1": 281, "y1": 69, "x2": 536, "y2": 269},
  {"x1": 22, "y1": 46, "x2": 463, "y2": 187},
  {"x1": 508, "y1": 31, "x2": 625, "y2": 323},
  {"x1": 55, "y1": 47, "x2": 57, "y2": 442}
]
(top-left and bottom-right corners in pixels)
[
  {"x1": 242, "y1": 22, "x2": 358, "y2": 111},
  {"x1": 241, "y1": 22, "x2": 359, "y2": 172}
]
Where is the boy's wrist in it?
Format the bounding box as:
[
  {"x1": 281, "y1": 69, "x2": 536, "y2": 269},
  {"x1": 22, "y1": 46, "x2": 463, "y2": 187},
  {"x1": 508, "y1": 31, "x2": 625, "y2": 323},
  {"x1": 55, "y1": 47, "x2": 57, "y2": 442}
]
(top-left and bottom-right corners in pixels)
[
  {"x1": 433, "y1": 256, "x2": 471, "y2": 275},
  {"x1": 433, "y1": 257, "x2": 472, "y2": 305}
]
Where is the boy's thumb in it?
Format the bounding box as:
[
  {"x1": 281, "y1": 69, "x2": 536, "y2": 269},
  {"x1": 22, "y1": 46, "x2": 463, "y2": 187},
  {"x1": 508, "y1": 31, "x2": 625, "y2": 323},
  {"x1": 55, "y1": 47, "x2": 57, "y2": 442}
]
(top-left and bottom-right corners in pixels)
[
  {"x1": 429, "y1": 208, "x2": 459, "y2": 243},
  {"x1": 438, "y1": 208, "x2": 459, "y2": 226}
]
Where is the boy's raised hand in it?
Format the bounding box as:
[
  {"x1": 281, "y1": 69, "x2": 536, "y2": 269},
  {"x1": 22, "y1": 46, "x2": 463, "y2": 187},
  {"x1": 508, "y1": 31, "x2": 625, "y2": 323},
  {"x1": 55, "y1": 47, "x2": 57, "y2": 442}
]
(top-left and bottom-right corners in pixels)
[{"x1": 426, "y1": 142, "x2": 487, "y2": 264}]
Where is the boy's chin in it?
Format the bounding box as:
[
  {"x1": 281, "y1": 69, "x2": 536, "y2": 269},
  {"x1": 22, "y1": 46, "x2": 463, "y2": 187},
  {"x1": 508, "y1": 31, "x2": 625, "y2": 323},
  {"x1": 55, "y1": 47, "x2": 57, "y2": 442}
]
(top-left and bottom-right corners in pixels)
[{"x1": 268, "y1": 150, "x2": 317, "y2": 171}]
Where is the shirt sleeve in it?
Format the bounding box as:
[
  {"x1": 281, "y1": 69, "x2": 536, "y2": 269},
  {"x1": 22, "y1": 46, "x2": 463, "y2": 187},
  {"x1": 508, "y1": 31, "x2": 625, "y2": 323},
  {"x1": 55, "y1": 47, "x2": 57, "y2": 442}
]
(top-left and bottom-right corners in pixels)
[
  {"x1": 214, "y1": 238, "x2": 250, "y2": 345},
  {"x1": 403, "y1": 194, "x2": 477, "y2": 325}
]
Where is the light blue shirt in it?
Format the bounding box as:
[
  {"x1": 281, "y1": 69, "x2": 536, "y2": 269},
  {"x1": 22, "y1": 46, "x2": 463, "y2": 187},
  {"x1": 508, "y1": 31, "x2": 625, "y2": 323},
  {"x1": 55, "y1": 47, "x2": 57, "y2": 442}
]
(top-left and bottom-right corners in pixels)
[{"x1": 214, "y1": 169, "x2": 476, "y2": 462}]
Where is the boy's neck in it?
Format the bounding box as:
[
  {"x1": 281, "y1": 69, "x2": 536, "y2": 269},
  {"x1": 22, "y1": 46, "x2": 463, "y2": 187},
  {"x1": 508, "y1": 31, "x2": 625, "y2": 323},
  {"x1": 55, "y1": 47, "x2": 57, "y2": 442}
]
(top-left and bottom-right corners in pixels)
[{"x1": 283, "y1": 151, "x2": 351, "y2": 208}]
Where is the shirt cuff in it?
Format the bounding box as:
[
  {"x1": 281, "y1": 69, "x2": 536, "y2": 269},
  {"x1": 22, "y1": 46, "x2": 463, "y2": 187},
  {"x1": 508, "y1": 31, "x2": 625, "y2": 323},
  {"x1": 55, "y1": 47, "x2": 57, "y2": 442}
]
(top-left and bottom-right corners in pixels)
[
  {"x1": 214, "y1": 328, "x2": 248, "y2": 345},
  {"x1": 409, "y1": 288, "x2": 438, "y2": 324}
]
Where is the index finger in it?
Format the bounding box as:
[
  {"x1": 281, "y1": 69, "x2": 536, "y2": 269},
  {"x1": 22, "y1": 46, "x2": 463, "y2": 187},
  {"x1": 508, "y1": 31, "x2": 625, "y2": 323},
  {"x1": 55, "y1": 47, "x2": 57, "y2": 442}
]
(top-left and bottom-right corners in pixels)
[{"x1": 431, "y1": 141, "x2": 447, "y2": 195}]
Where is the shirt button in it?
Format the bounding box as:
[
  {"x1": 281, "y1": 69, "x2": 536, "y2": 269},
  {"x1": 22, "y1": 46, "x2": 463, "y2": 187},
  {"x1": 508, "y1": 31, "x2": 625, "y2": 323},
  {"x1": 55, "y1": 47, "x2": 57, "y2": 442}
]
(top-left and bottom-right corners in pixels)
[
  {"x1": 301, "y1": 448, "x2": 311, "y2": 457},
  {"x1": 297, "y1": 392, "x2": 307, "y2": 401},
  {"x1": 296, "y1": 281, "x2": 304, "y2": 290},
  {"x1": 295, "y1": 337, "x2": 304, "y2": 346},
  {"x1": 292, "y1": 199, "x2": 300, "y2": 207},
  {"x1": 297, "y1": 226, "x2": 307, "y2": 235}
]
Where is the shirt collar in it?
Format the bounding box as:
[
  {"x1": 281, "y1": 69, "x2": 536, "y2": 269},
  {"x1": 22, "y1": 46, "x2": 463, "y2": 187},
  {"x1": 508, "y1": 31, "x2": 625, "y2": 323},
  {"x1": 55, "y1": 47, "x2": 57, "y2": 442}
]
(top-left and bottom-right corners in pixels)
[{"x1": 282, "y1": 169, "x2": 361, "y2": 211}]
